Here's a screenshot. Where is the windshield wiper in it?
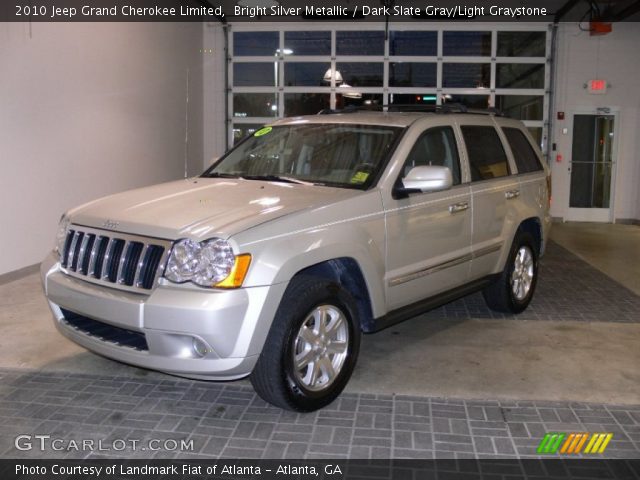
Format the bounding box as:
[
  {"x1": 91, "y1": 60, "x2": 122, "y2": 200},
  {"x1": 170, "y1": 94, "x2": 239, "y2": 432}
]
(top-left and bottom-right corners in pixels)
[
  {"x1": 203, "y1": 172, "x2": 241, "y2": 179},
  {"x1": 240, "y1": 174, "x2": 315, "y2": 186}
]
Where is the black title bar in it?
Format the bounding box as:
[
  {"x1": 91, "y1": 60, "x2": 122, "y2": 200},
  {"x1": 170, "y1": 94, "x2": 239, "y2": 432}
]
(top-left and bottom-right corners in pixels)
[{"x1": 2, "y1": 459, "x2": 640, "y2": 480}]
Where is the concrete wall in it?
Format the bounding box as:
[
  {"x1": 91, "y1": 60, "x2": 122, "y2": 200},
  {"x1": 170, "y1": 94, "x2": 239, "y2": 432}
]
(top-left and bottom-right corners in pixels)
[
  {"x1": 0, "y1": 22, "x2": 203, "y2": 275},
  {"x1": 203, "y1": 23, "x2": 227, "y2": 168},
  {"x1": 551, "y1": 22, "x2": 640, "y2": 222}
]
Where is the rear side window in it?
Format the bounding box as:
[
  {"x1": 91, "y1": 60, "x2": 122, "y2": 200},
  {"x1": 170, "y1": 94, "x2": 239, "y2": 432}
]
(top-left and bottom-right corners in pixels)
[
  {"x1": 503, "y1": 127, "x2": 543, "y2": 173},
  {"x1": 460, "y1": 126, "x2": 510, "y2": 181}
]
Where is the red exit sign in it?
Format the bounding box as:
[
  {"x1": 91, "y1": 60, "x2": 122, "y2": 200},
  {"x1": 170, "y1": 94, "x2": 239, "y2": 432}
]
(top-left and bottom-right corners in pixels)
[{"x1": 588, "y1": 79, "x2": 607, "y2": 94}]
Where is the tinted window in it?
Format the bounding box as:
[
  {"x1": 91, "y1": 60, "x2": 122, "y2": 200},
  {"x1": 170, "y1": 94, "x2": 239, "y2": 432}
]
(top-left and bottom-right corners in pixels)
[
  {"x1": 233, "y1": 63, "x2": 277, "y2": 87},
  {"x1": 495, "y1": 95, "x2": 544, "y2": 121},
  {"x1": 284, "y1": 31, "x2": 331, "y2": 56},
  {"x1": 497, "y1": 31, "x2": 546, "y2": 57},
  {"x1": 284, "y1": 63, "x2": 330, "y2": 87},
  {"x1": 390, "y1": 31, "x2": 437, "y2": 56},
  {"x1": 461, "y1": 126, "x2": 510, "y2": 181},
  {"x1": 403, "y1": 127, "x2": 461, "y2": 185},
  {"x1": 496, "y1": 63, "x2": 545, "y2": 89},
  {"x1": 284, "y1": 93, "x2": 330, "y2": 116},
  {"x1": 443, "y1": 31, "x2": 491, "y2": 56},
  {"x1": 443, "y1": 95, "x2": 489, "y2": 109},
  {"x1": 233, "y1": 93, "x2": 278, "y2": 117},
  {"x1": 389, "y1": 63, "x2": 436, "y2": 87},
  {"x1": 336, "y1": 31, "x2": 384, "y2": 56},
  {"x1": 503, "y1": 128, "x2": 543, "y2": 173},
  {"x1": 443, "y1": 63, "x2": 490, "y2": 88},
  {"x1": 233, "y1": 32, "x2": 278, "y2": 56},
  {"x1": 336, "y1": 63, "x2": 383, "y2": 87}
]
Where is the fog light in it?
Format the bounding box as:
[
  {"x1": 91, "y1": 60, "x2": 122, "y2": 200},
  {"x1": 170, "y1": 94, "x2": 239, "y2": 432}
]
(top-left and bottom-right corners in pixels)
[{"x1": 192, "y1": 337, "x2": 210, "y2": 358}]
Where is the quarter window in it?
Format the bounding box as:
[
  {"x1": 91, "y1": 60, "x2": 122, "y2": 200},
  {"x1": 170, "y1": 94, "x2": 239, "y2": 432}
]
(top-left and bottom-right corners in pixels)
[
  {"x1": 503, "y1": 127, "x2": 543, "y2": 173},
  {"x1": 403, "y1": 127, "x2": 461, "y2": 185},
  {"x1": 461, "y1": 126, "x2": 510, "y2": 181}
]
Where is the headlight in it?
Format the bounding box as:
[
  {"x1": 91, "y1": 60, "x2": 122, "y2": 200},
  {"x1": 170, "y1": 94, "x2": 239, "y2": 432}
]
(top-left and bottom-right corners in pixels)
[
  {"x1": 165, "y1": 238, "x2": 251, "y2": 288},
  {"x1": 54, "y1": 214, "x2": 70, "y2": 257}
]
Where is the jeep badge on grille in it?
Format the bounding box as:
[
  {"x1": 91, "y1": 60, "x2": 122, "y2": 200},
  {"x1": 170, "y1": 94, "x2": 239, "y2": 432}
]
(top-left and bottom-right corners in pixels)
[{"x1": 102, "y1": 219, "x2": 119, "y2": 230}]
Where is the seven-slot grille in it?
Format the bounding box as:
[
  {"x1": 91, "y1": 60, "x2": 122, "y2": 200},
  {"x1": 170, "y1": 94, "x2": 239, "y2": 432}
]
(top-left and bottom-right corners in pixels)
[{"x1": 60, "y1": 226, "x2": 169, "y2": 291}]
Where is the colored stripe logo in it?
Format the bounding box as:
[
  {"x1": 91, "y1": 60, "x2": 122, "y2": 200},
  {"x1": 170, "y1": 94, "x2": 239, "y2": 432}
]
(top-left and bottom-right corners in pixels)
[
  {"x1": 583, "y1": 433, "x2": 614, "y2": 454},
  {"x1": 537, "y1": 432, "x2": 613, "y2": 454},
  {"x1": 537, "y1": 433, "x2": 565, "y2": 454}
]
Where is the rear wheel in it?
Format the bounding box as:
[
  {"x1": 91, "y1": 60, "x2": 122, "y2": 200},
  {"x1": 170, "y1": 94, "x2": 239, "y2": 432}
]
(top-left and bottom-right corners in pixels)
[
  {"x1": 250, "y1": 276, "x2": 361, "y2": 411},
  {"x1": 482, "y1": 231, "x2": 538, "y2": 313}
]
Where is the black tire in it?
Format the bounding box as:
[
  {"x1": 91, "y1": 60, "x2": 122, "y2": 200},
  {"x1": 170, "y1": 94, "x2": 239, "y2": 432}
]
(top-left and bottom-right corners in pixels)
[
  {"x1": 482, "y1": 230, "x2": 539, "y2": 314},
  {"x1": 250, "y1": 275, "x2": 361, "y2": 412}
]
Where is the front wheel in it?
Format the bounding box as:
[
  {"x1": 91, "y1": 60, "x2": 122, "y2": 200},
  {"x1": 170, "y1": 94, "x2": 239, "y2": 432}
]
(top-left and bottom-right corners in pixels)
[
  {"x1": 250, "y1": 276, "x2": 361, "y2": 411},
  {"x1": 482, "y1": 231, "x2": 539, "y2": 314}
]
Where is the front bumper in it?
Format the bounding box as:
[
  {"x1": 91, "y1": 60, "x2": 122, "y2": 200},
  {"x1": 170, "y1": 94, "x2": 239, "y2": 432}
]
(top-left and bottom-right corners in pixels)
[{"x1": 40, "y1": 252, "x2": 287, "y2": 380}]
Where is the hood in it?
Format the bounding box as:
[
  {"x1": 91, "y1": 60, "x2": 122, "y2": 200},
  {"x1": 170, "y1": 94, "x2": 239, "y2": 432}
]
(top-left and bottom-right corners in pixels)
[{"x1": 68, "y1": 178, "x2": 360, "y2": 240}]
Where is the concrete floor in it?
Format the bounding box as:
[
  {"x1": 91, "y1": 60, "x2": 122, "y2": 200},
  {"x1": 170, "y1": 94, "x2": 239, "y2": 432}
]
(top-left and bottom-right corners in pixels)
[
  {"x1": 1, "y1": 222, "x2": 639, "y2": 405},
  {"x1": 550, "y1": 222, "x2": 640, "y2": 296}
]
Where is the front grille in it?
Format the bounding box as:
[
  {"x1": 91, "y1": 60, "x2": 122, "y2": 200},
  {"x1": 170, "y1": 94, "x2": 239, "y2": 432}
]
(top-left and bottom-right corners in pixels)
[
  {"x1": 61, "y1": 308, "x2": 148, "y2": 351},
  {"x1": 60, "y1": 226, "x2": 169, "y2": 291}
]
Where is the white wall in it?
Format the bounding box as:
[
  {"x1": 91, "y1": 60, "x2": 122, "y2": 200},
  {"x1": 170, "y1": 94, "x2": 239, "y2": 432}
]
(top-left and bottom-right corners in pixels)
[
  {"x1": 551, "y1": 22, "x2": 640, "y2": 222},
  {"x1": 0, "y1": 22, "x2": 203, "y2": 275},
  {"x1": 203, "y1": 23, "x2": 227, "y2": 167}
]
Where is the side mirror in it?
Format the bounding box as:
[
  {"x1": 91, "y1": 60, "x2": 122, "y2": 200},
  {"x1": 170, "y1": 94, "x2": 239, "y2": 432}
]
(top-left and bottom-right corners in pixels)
[{"x1": 401, "y1": 165, "x2": 453, "y2": 193}]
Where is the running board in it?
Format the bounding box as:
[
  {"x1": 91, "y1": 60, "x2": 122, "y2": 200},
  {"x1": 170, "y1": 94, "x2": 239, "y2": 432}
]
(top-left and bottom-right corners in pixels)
[{"x1": 370, "y1": 275, "x2": 498, "y2": 333}]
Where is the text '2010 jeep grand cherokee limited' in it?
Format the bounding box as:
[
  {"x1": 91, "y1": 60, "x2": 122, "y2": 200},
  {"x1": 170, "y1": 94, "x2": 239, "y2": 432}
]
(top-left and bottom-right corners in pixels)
[{"x1": 42, "y1": 109, "x2": 551, "y2": 411}]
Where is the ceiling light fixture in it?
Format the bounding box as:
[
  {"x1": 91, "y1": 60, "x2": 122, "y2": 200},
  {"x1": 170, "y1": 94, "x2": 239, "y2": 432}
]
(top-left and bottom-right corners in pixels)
[
  {"x1": 338, "y1": 84, "x2": 362, "y2": 99},
  {"x1": 323, "y1": 68, "x2": 343, "y2": 84}
]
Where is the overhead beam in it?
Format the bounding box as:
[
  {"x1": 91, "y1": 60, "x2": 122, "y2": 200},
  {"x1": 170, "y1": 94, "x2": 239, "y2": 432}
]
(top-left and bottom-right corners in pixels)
[
  {"x1": 554, "y1": 0, "x2": 584, "y2": 23},
  {"x1": 611, "y1": 0, "x2": 640, "y2": 21}
]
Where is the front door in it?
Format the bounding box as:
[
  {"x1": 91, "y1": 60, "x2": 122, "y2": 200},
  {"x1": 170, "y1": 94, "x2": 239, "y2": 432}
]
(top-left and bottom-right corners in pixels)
[
  {"x1": 566, "y1": 112, "x2": 617, "y2": 222},
  {"x1": 384, "y1": 125, "x2": 472, "y2": 311}
]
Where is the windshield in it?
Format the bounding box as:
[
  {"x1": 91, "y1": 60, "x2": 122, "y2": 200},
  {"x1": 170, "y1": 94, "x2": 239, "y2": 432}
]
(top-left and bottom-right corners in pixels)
[{"x1": 203, "y1": 124, "x2": 403, "y2": 189}]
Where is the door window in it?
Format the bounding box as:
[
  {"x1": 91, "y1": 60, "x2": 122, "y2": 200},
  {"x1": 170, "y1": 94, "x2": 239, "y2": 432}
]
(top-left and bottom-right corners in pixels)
[
  {"x1": 402, "y1": 127, "x2": 461, "y2": 185},
  {"x1": 570, "y1": 115, "x2": 614, "y2": 208},
  {"x1": 461, "y1": 126, "x2": 510, "y2": 181}
]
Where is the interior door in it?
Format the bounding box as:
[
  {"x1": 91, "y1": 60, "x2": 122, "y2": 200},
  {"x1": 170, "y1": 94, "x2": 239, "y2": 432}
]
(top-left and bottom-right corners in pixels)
[{"x1": 567, "y1": 112, "x2": 617, "y2": 222}]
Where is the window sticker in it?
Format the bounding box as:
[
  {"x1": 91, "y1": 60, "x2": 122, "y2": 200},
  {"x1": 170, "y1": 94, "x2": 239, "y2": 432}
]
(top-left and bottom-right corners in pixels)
[
  {"x1": 350, "y1": 171, "x2": 370, "y2": 184},
  {"x1": 254, "y1": 126, "x2": 272, "y2": 137}
]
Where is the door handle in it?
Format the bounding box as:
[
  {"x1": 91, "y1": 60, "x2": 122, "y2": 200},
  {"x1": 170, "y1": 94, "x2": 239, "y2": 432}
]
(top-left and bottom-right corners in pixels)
[
  {"x1": 505, "y1": 189, "x2": 520, "y2": 199},
  {"x1": 449, "y1": 201, "x2": 469, "y2": 214}
]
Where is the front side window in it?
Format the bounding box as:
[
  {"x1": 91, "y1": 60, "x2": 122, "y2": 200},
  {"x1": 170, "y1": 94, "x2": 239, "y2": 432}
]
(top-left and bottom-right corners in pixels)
[
  {"x1": 503, "y1": 127, "x2": 543, "y2": 174},
  {"x1": 402, "y1": 127, "x2": 461, "y2": 185},
  {"x1": 461, "y1": 126, "x2": 510, "y2": 181},
  {"x1": 204, "y1": 124, "x2": 403, "y2": 190}
]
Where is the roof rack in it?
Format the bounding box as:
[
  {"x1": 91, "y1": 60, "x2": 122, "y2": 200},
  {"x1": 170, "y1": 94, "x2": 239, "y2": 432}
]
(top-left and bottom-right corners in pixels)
[
  {"x1": 317, "y1": 105, "x2": 373, "y2": 115},
  {"x1": 317, "y1": 103, "x2": 505, "y2": 117}
]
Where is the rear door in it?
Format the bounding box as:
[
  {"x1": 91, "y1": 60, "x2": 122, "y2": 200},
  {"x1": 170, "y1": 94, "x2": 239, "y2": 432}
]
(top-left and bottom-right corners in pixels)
[{"x1": 458, "y1": 118, "x2": 519, "y2": 280}]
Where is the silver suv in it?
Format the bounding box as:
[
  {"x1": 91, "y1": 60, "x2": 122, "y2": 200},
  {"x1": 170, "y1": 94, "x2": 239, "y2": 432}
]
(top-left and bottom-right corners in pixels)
[{"x1": 41, "y1": 108, "x2": 551, "y2": 411}]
